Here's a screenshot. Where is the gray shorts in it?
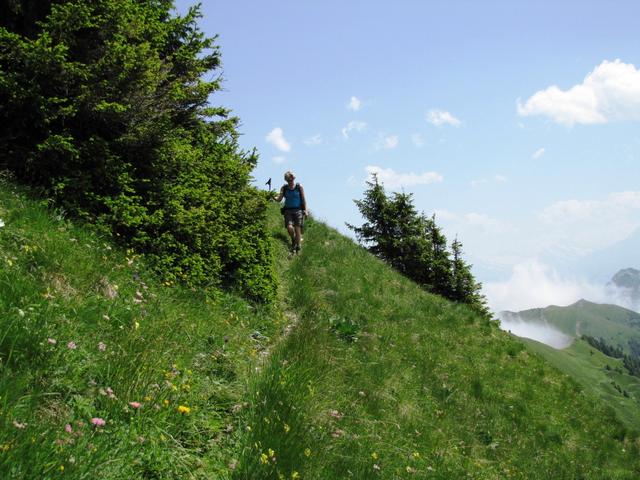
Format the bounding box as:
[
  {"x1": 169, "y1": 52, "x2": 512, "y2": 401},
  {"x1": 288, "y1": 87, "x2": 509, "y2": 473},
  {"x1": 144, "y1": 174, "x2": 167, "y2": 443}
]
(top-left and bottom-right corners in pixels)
[{"x1": 284, "y1": 209, "x2": 304, "y2": 228}]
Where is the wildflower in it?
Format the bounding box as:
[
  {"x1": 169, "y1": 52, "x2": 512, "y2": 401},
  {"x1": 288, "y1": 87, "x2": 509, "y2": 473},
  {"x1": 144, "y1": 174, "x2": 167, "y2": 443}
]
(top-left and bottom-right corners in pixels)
[
  {"x1": 144, "y1": 396, "x2": 152, "y2": 402},
  {"x1": 47, "y1": 338, "x2": 57, "y2": 345},
  {"x1": 0, "y1": 219, "x2": 4, "y2": 228},
  {"x1": 12, "y1": 420, "x2": 26, "y2": 429},
  {"x1": 67, "y1": 341, "x2": 77, "y2": 350},
  {"x1": 373, "y1": 464, "x2": 381, "y2": 471},
  {"x1": 128, "y1": 402, "x2": 142, "y2": 409},
  {"x1": 134, "y1": 321, "x2": 140, "y2": 330},
  {"x1": 406, "y1": 466, "x2": 416, "y2": 474},
  {"x1": 283, "y1": 423, "x2": 290, "y2": 433},
  {"x1": 163, "y1": 399, "x2": 170, "y2": 407},
  {"x1": 59, "y1": 465, "x2": 64, "y2": 472},
  {"x1": 65, "y1": 424, "x2": 73, "y2": 434},
  {"x1": 98, "y1": 342, "x2": 106, "y2": 351},
  {"x1": 331, "y1": 429, "x2": 344, "y2": 438},
  {"x1": 268, "y1": 448, "x2": 275, "y2": 459},
  {"x1": 103, "y1": 314, "x2": 110, "y2": 321},
  {"x1": 291, "y1": 472, "x2": 300, "y2": 479},
  {"x1": 304, "y1": 448, "x2": 311, "y2": 457},
  {"x1": 90, "y1": 418, "x2": 106, "y2": 427},
  {"x1": 329, "y1": 409, "x2": 343, "y2": 420},
  {"x1": 371, "y1": 452, "x2": 379, "y2": 460},
  {"x1": 412, "y1": 452, "x2": 420, "y2": 459},
  {"x1": 260, "y1": 453, "x2": 269, "y2": 465},
  {"x1": 177, "y1": 405, "x2": 190, "y2": 414}
]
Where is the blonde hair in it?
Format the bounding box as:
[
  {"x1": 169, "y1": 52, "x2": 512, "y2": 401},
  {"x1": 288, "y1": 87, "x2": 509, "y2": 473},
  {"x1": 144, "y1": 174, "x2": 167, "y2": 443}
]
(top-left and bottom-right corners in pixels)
[{"x1": 284, "y1": 171, "x2": 295, "y2": 182}]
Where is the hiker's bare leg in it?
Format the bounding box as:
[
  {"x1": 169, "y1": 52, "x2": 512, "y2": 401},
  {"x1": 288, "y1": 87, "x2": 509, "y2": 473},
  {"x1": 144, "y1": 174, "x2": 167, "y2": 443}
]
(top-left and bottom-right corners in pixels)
[
  {"x1": 287, "y1": 224, "x2": 295, "y2": 247},
  {"x1": 294, "y1": 226, "x2": 302, "y2": 249}
]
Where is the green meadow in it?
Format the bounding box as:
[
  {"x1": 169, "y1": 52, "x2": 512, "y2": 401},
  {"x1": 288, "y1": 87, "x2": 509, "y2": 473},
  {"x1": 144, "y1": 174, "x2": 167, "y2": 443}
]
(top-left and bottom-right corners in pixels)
[{"x1": 2, "y1": 179, "x2": 640, "y2": 478}]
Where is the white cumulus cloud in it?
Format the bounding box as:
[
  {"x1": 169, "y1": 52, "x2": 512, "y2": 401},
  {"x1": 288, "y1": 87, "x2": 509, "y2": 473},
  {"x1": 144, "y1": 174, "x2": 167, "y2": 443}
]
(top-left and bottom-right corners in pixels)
[
  {"x1": 347, "y1": 96, "x2": 362, "y2": 111},
  {"x1": 518, "y1": 59, "x2": 640, "y2": 126},
  {"x1": 373, "y1": 134, "x2": 399, "y2": 150},
  {"x1": 427, "y1": 109, "x2": 461, "y2": 127},
  {"x1": 411, "y1": 133, "x2": 425, "y2": 147},
  {"x1": 365, "y1": 165, "x2": 443, "y2": 189},
  {"x1": 532, "y1": 147, "x2": 546, "y2": 160},
  {"x1": 266, "y1": 127, "x2": 291, "y2": 152},
  {"x1": 303, "y1": 134, "x2": 322, "y2": 146},
  {"x1": 342, "y1": 121, "x2": 367, "y2": 139}
]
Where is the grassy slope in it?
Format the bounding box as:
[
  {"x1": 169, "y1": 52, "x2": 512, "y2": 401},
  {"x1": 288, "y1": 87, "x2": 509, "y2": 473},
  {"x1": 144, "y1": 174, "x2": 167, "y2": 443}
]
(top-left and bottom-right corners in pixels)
[
  {"x1": 3, "y1": 180, "x2": 640, "y2": 479},
  {"x1": 512, "y1": 301, "x2": 640, "y2": 353},
  {"x1": 235, "y1": 216, "x2": 640, "y2": 480},
  {"x1": 0, "y1": 180, "x2": 286, "y2": 478},
  {"x1": 521, "y1": 337, "x2": 640, "y2": 432}
]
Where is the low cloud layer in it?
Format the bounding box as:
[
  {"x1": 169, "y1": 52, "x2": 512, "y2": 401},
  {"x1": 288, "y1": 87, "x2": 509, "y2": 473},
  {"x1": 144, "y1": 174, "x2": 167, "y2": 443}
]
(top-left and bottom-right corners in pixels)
[
  {"x1": 484, "y1": 259, "x2": 639, "y2": 314},
  {"x1": 518, "y1": 59, "x2": 640, "y2": 126},
  {"x1": 498, "y1": 313, "x2": 574, "y2": 349}
]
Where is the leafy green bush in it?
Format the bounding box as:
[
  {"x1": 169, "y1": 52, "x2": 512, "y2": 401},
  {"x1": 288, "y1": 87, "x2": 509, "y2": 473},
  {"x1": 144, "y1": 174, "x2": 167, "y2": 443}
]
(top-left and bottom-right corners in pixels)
[{"x1": 0, "y1": 0, "x2": 276, "y2": 301}]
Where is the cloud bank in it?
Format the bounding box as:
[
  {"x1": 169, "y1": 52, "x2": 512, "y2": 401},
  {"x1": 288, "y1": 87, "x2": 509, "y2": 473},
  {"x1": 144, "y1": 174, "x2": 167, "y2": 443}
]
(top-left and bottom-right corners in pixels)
[{"x1": 518, "y1": 59, "x2": 640, "y2": 126}]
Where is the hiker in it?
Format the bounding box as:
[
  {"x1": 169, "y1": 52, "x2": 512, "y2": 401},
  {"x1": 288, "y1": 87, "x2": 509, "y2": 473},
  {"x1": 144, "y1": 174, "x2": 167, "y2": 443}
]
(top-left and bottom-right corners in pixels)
[{"x1": 274, "y1": 171, "x2": 307, "y2": 253}]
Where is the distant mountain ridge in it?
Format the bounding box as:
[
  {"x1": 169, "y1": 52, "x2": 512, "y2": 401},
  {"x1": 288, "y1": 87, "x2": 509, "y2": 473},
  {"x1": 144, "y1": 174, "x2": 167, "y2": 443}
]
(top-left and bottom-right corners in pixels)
[
  {"x1": 500, "y1": 299, "x2": 640, "y2": 354},
  {"x1": 608, "y1": 268, "x2": 640, "y2": 311}
]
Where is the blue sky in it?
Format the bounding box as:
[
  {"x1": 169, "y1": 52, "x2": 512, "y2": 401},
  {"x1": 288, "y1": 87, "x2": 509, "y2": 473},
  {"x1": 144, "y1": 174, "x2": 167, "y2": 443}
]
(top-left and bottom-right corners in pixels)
[{"x1": 175, "y1": 0, "x2": 640, "y2": 312}]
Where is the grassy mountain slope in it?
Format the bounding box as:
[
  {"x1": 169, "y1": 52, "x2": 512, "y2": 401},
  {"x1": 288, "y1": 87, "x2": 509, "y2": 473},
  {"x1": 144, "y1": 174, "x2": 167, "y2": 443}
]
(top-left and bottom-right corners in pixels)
[
  {"x1": 234, "y1": 216, "x2": 640, "y2": 479},
  {"x1": 504, "y1": 300, "x2": 640, "y2": 354},
  {"x1": 3, "y1": 179, "x2": 640, "y2": 479},
  {"x1": 521, "y1": 337, "x2": 640, "y2": 432},
  {"x1": 0, "y1": 179, "x2": 286, "y2": 478}
]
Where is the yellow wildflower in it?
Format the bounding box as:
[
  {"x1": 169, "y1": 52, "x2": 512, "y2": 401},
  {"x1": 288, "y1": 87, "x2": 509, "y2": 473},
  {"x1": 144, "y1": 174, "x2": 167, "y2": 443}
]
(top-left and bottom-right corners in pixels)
[
  {"x1": 177, "y1": 405, "x2": 191, "y2": 414},
  {"x1": 163, "y1": 399, "x2": 170, "y2": 406},
  {"x1": 284, "y1": 423, "x2": 291, "y2": 433},
  {"x1": 260, "y1": 453, "x2": 269, "y2": 465},
  {"x1": 268, "y1": 448, "x2": 275, "y2": 458},
  {"x1": 412, "y1": 451, "x2": 420, "y2": 459},
  {"x1": 291, "y1": 471, "x2": 300, "y2": 479},
  {"x1": 304, "y1": 448, "x2": 311, "y2": 457},
  {"x1": 59, "y1": 465, "x2": 65, "y2": 472},
  {"x1": 371, "y1": 452, "x2": 379, "y2": 460}
]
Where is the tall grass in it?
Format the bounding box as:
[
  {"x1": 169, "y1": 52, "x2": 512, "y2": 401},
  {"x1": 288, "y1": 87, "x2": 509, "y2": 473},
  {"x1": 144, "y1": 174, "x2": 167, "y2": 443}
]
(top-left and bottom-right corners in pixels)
[
  {"x1": 234, "y1": 217, "x2": 640, "y2": 479},
  {"x1": 0, "y1": 178, "x2": 284, "y2": 478}
]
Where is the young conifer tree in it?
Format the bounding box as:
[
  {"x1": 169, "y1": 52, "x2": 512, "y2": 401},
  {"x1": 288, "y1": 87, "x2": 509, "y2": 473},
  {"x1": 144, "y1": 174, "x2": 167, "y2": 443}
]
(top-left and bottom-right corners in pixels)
[{"x1": 0, "y1": 0, "x2": 276, "y2": 301}]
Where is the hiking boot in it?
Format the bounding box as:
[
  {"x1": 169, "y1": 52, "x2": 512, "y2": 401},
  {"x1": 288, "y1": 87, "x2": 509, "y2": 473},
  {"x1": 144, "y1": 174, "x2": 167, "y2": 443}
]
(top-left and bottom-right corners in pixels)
[{"x1": 294, "y1": 244, "x2": 301, "y2": 253}]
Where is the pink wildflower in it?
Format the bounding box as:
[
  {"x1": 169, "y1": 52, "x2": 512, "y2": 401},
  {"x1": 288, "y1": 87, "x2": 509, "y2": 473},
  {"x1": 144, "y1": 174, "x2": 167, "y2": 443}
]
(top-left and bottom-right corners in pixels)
[
  {"x1": 47, "y1": 338, "x2": 57, "y2": 345},
  {"x1": 90, "y1": 418, "x2": 106, "y2": 427},
  {"x1": 65, "y1": 424, "x2": 73, "y2": 434},
  {"x1": 128, "y1": 402, "x2": 142, "y2": 409},
  {"x1": 67, "y1": 341, "x2": 77, "y2": 350},
  {"x1": 97, "y1": 342, "x2": 106, "y2": 351}
]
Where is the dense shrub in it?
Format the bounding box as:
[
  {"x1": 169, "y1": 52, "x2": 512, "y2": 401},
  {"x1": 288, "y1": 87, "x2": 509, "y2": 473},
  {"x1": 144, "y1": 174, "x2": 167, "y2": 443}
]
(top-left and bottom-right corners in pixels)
[{"x1": 0, "y1": 0, "x2": 276, "y2": 301}]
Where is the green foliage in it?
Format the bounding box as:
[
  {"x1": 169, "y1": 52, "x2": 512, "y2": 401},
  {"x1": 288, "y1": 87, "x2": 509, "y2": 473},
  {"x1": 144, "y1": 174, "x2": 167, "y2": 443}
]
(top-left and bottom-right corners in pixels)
[
  {"x1": 236, "y1": 211, "x2": 640, "y2": 479},
  {"x1": 347, "y1": 175, "x2": 487, "y2": 314},
  {"x1": 0, "y1": 179, "x2": 285, "y2": 478},
  {"x1": 0, "y1": 0, "x2": 276, "y2": 301}
]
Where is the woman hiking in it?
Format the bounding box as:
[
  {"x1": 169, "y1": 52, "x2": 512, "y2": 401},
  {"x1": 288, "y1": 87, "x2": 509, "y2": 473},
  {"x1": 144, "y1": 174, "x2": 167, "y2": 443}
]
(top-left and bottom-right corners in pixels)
[{"x1": 274, "y1": 171, "x2": 308, "y2": 253}]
